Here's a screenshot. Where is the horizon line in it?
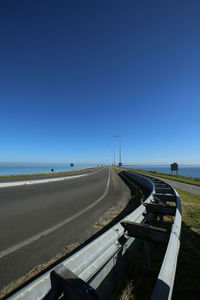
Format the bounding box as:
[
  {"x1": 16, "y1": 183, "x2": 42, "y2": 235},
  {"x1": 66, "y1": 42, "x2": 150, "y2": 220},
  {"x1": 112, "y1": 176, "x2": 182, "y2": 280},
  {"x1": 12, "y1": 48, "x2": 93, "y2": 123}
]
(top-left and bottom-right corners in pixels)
[{"x1": 0, "y1": 161, "x2": 200, "y2": 166}]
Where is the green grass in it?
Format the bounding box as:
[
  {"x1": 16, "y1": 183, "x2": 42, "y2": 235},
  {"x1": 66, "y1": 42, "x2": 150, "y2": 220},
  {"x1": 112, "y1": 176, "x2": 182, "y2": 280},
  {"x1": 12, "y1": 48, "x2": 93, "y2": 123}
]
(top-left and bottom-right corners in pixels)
[
  {"x1": 173, "y1": 189, "x2": 200, "y2": 299},
  {"x1": 121, "y1": 167, "x2": 200, "y2": 186},
  {"x1": 0, "y1": 167, "x2": 98, "y2": 179}
]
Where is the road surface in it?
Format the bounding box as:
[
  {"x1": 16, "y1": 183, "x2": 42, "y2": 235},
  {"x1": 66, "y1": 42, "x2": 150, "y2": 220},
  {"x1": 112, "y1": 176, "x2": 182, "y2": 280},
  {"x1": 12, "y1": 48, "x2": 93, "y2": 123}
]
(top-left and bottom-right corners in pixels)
[{"x1": 0, "y1": 166, "x2": 130, "y2": 291}]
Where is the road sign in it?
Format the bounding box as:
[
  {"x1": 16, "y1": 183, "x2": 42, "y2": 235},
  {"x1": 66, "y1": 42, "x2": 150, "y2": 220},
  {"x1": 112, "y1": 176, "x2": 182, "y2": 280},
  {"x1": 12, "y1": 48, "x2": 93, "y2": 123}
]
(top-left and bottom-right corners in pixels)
[{"x1": 171, "y1": 163, "x2": 178, "y2": 175}]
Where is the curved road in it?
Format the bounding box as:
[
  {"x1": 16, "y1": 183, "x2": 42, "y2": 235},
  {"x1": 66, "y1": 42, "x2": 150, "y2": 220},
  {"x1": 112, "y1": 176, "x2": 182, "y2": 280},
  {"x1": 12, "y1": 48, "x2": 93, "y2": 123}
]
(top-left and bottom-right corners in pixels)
[{"x1": 0, "y1": 167, "x2": 130, "y2": 291}]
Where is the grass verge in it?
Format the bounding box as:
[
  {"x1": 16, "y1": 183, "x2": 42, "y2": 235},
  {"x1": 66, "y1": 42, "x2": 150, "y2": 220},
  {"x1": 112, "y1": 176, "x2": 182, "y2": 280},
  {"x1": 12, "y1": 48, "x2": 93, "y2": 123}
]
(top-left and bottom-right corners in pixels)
[
  {"x1": 172, "y1": 189, "x2": 200, "y2": 299},
  {"x1": 0, "y1": 167, "x2": 98, "y2": 179},
  {"x1": 121, "y1": 167, "x2": 200, "y2": 186}
]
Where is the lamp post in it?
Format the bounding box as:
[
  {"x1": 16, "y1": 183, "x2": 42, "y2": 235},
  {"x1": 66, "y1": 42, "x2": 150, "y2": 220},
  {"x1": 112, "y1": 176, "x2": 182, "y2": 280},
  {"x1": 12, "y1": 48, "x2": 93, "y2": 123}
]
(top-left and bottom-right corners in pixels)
[
  {"x1": 113, "y1": 135, "x2": 122, "y2": 166},
  {"x1": 110, "y1": 150, "x2": 116, "y2": 166},
  {"x1": 112, "y1": 151, "x2": 116, "y2": 166}
]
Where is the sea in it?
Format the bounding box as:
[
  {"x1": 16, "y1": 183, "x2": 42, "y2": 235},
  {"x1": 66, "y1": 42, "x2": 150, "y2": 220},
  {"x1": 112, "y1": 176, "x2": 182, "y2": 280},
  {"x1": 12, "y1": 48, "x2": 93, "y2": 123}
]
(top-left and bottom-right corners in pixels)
[
  {"x1": 0, "y1": 163, "x2": 200, "y2": 178},
  {"x1": 123, "y1": 165, "x2": 200, "y2": 178},
  {"x1": 0, "y1": 163, "x2": 99, "y2": 176}
]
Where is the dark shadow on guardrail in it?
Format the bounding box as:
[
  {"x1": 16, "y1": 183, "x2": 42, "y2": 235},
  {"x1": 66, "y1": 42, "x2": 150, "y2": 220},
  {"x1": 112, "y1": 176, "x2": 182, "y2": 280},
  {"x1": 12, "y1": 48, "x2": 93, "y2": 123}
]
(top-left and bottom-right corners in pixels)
[
  {"x1": 94, "y1": 238, "x2": 143, "y2": 298},
  {"x1": 109, "y1": 238, "x2": 167, "y2": 300},
  {"x1": 151, "y1": 279, "x2": 170, "y2": 300},
  {"x1": 43, "y1": 276, "x2": 106, "y2": 300}
]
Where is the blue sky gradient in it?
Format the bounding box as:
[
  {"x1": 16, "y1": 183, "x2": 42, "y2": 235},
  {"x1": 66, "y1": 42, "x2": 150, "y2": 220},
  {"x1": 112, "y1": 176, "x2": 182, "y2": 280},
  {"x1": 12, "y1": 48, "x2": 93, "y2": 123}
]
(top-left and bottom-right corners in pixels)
[{"x1": 0, "y1": 0, "x2": 200, "y2": 164}]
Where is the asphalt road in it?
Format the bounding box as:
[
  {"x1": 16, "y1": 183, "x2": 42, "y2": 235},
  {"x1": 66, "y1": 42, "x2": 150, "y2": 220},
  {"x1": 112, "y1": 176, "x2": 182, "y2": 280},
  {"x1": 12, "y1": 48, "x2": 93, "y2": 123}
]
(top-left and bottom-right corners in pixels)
[{"x1": 0, "y1": 166, "x2": 130, "y2": 291}]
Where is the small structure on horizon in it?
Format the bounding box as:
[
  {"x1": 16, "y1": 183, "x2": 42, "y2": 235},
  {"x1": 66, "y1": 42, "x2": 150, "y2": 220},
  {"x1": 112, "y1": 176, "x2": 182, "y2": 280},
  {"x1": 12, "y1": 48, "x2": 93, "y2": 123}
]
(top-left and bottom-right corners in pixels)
[
  {"x1": 51, "y1": 168, "x2": 54, "y2": 172},
  {"x1": 70, "y1": 163, "x2": 74, "y2": 167},
  {"x1": 171, "y1": 163, "x2": 178, "y2": 176}
]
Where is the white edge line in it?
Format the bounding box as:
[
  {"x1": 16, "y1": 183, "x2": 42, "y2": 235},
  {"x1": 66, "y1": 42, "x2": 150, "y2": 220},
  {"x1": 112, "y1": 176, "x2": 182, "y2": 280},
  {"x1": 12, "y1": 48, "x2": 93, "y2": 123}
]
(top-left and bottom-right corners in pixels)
[
  {"x1": 0, "y1": 174, "x2": 87, "y2": 188},
  {"x1": 0, "y1": 167, "x2": 106, "y2": 188}
]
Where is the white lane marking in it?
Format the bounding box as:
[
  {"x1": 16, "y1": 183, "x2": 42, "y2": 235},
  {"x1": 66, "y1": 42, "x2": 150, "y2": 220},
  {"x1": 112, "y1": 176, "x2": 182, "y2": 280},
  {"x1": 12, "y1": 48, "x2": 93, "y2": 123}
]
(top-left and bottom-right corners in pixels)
[
  {"x1": 0, "y1": 168, "x2": 110, "y2": 259},
  {"x1": 0, "y1": 174, "x2": 87, "y2": 188},
  {"x1": 0, "y1": 167, "x2": 106, "y2": 189}
]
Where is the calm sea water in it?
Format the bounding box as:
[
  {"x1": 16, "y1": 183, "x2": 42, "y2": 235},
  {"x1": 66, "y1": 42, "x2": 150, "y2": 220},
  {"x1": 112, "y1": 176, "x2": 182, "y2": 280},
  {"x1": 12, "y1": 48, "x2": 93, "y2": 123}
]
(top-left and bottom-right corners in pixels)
[
  {"x1": 124, "y1": 165, "x2": 200, "y2": 178},
  {"x1": 1, "y1": 163, "x2": 200, "y2": 178},
  {"x1": 0, "y1": 163, "x2": 98, "y2": 176}
]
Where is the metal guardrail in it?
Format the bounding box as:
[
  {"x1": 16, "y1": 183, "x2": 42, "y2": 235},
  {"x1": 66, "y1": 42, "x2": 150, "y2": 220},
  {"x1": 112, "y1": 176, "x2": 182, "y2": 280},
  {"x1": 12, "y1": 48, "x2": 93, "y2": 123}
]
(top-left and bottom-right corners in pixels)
[
  {"x1": 6, "y1": 170, "x2": 181, "y2": 300},
  {"x1": 120, "y1": 171, "x2": 182, "y2": 300},
  {"x1": 151, "y1": 187, "x2": 181, "y2": 300}
]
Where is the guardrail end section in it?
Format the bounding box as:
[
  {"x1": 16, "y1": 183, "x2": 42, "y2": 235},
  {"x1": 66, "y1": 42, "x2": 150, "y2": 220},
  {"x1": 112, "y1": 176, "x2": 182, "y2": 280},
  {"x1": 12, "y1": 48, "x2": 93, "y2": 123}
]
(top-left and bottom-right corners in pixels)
[{"x1": 43, "y1": 264, "x2": 107, "y2": 300}]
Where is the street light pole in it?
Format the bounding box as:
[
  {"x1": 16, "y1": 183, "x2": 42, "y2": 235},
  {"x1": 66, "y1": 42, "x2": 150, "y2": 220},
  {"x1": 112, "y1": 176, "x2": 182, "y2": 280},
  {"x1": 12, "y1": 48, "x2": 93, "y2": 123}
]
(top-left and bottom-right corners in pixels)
[
  {"x1": 113, "y1": 151, "x2": 115, "y2": 166},
  {"x1": 113, "y1": 135, "x2": 122, "y2": 166},
  {"x1": 111, "y1": 150, "x2": 116, "y2": 166},
  {"x1": 119, "y1": 136, "x2": 121, "y2": 166}
]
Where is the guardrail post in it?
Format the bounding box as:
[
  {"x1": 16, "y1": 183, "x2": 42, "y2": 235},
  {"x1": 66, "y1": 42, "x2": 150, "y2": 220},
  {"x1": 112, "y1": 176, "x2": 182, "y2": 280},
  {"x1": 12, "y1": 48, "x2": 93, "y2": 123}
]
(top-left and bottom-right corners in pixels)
[{"x1": 121, "y1": 221, "x2": 170, "y2": 245}]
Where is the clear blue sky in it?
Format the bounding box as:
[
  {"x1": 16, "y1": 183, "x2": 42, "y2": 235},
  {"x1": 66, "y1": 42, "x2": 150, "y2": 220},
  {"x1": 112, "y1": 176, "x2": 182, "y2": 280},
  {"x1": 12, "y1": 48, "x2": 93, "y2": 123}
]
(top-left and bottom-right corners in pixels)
[{"x1": 0, "y1": 0, "x2": 199, "y2": 165}]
